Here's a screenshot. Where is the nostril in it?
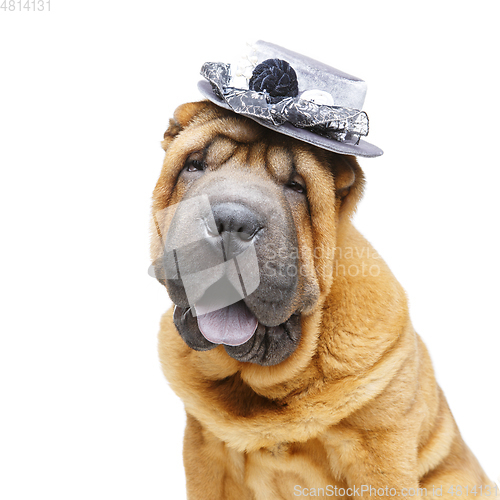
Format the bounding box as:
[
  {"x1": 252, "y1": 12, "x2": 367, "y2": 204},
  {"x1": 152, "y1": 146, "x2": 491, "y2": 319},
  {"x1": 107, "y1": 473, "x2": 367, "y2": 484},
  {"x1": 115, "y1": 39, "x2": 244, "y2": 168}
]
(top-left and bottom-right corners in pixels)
[
  {"x1": 210, "y1": 202, "x2": 263, "y2": 242},
  {"x1": 238, "y1": 226, "x2": 261, "y2": 242}
]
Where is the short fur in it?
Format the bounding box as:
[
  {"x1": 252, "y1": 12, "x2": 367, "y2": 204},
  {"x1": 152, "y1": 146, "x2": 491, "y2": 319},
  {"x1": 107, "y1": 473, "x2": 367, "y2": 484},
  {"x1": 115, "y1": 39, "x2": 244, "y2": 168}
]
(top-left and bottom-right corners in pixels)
[{"x1": 151, "y1": 101, "x2": 495, "y2": 499}]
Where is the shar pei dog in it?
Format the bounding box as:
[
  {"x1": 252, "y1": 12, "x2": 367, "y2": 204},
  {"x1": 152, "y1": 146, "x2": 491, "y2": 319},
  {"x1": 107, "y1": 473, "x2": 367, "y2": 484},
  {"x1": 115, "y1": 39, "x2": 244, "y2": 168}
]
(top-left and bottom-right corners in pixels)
[{"x1": 150, "y1": 42, "x2": 496, "y2": 499}]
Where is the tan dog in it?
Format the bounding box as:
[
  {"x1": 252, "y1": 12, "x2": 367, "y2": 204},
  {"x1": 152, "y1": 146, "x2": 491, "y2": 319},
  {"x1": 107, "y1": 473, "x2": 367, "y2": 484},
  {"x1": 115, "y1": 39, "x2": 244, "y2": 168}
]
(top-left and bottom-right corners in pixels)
[{"x1": 151, "y1": 101, "x2": 496, "y2": 499}]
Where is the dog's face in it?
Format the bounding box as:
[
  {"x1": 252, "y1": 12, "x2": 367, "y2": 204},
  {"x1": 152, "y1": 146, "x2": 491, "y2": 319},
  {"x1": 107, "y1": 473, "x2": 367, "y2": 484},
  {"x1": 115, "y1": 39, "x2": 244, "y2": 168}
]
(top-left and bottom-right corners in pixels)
[{"x1": 151, "y1": 101, "x2": 364, "y2": 367}]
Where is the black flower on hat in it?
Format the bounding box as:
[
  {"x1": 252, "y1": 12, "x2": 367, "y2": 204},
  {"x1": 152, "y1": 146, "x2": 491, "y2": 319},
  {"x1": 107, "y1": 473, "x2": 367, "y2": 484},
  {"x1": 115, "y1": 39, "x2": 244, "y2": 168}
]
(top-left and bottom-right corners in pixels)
[{"x1": 249, "y1": 58, "x2": 299, "y2": 103}]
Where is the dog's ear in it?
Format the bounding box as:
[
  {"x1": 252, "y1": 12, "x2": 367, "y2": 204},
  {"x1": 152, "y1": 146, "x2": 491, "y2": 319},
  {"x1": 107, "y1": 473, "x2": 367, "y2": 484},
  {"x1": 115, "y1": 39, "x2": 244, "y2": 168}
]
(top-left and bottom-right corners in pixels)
[
  {"x1": 331, "y1": 154, "x2": 365, "y2": 219},
  {"x1": 161, "y1": 101, "x2": 211, "y2": 151}
]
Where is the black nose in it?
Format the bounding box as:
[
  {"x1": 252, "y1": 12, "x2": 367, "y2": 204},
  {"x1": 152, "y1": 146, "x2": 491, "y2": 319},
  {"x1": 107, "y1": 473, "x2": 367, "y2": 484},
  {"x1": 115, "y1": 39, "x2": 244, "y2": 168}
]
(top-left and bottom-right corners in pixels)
[{"x1": 208, "y1": 202, "x2": 263, "y2": 257}]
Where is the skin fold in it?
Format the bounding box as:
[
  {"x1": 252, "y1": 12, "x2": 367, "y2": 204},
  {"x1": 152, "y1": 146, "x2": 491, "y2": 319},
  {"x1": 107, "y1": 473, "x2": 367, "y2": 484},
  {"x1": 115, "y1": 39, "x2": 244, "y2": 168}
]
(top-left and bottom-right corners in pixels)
[{"x1": 151, "y1": 101, "x2": 496, "y2": 500}]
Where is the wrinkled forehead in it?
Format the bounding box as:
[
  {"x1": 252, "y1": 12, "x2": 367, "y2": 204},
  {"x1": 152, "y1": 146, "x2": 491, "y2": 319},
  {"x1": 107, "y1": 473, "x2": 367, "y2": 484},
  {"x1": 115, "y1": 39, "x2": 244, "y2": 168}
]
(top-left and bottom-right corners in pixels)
[
  {"x1": 154, "y1": 110, "x2": 328, "y2": 214},
  {"x1": 204, "y1": 134, "x2": 296, "y2": 183}
]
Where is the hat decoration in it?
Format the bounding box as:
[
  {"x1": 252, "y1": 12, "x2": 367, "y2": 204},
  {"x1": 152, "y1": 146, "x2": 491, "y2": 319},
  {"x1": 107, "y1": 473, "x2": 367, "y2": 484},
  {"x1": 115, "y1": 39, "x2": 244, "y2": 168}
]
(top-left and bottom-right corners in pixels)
[
  {"x1": 198, "y1": 41, "x2": 383, "y2": 157},
  {"x1": 201, "y1": 58, "x2": 368, "y2": 146},
  {"x1": 249, "y1": 59, "x2": 299, "y2": 103}
]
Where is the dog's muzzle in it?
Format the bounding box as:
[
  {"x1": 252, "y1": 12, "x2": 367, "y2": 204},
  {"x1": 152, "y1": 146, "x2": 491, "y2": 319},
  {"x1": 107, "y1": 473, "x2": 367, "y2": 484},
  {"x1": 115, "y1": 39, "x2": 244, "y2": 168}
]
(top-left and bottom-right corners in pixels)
[{"x1": 152, "y1": 173, "x2": 302, "y2": 365}]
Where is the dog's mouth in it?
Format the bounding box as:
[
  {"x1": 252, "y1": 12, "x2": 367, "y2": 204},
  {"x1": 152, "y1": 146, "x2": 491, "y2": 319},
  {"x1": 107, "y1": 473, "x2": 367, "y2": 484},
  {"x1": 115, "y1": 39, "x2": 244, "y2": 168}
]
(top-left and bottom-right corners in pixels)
[
  {"x1": 173, "y1": 301, "x2": 301, "y2": 366},
  {"x1": 195, "y1": 300, "x2": 259, "y2": 346}
]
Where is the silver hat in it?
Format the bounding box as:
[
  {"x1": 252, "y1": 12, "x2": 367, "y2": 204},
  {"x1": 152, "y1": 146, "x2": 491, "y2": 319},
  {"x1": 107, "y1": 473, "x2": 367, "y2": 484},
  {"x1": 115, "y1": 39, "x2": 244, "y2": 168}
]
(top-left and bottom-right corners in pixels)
[{"x1": 198, "y1": 40, "x2": 383, "y2": 158}]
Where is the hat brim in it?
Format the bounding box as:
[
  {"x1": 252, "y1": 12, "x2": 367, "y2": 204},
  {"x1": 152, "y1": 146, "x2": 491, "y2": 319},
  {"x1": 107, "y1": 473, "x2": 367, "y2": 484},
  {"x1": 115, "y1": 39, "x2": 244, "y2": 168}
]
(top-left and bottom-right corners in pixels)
[{"x1": 197, "y1": 80, "x2": 383, "y2": 158}]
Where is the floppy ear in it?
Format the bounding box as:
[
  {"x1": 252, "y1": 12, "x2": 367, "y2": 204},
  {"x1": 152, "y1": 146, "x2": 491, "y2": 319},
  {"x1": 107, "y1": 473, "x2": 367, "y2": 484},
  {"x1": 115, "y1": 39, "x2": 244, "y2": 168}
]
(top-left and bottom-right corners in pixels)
[
  {"x1": 161, "y1": 101, "x2": 211, "y2": 151},
  {"x1": 331, "y1": 154, "x2": 365, "y2": 219}
]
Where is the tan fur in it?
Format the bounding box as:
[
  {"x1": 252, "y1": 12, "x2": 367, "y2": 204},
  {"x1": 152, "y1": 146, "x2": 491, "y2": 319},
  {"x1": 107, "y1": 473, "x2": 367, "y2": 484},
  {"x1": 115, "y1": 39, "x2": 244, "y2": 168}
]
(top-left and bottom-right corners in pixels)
[{"x1": 152, "y1": 101, "x2": 495, "y2": 499}]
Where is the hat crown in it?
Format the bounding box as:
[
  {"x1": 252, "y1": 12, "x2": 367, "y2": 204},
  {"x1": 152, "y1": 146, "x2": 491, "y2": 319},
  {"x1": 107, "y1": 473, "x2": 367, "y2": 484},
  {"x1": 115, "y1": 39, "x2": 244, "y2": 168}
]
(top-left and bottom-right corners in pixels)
[{"x1": 253, "y1": 41, "x2": 367, "y2": 110}]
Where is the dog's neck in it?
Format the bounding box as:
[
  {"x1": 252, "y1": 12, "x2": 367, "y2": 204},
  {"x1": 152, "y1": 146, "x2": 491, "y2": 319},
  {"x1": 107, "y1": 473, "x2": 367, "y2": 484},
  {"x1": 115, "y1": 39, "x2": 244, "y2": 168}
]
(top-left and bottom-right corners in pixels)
[{"x1": 159, "y1": 220, "x2": 414, "y2": 452}]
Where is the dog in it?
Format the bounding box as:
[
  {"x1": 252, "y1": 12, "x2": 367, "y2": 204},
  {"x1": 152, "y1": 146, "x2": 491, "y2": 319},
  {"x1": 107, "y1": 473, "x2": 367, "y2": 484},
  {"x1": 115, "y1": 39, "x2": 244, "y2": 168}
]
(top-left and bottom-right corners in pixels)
[{"x1": 150, "y1": 43, "x2": 496, "y2": 499}]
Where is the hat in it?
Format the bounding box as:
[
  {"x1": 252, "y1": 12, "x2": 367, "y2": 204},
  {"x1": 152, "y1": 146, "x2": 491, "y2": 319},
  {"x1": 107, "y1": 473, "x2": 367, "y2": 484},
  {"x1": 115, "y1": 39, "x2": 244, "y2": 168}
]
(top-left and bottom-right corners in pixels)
[{"x1": 198, "y1": 41, "x2": 383, "y2": 158}]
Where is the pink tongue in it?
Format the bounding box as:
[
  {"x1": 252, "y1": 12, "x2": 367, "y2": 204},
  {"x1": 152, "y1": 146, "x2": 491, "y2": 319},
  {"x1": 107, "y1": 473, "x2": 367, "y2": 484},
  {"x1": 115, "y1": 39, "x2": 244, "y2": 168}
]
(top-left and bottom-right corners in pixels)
[{"x1": 195, "y1": 301, "x2": 258, "y2": 346}]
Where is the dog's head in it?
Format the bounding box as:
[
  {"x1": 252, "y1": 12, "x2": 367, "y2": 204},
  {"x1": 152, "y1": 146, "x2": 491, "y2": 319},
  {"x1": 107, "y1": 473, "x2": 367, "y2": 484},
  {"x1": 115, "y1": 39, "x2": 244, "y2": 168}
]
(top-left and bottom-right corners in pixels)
[{"x1": 151, "y1": 101, "x2": 364, "y2": 367}]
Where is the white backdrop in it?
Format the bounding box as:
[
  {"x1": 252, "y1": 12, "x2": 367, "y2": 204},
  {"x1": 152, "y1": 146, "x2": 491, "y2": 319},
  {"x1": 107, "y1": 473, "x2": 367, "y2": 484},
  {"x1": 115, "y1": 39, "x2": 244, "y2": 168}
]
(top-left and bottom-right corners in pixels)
[{"x1": 0, "y1": 1, "x2": 498, "y2": 499}]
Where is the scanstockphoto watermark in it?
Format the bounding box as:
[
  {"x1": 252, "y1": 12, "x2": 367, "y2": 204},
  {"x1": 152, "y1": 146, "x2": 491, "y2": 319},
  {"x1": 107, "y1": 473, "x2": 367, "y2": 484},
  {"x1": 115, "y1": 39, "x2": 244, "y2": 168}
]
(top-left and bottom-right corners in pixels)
[
  {"x1": 293, "y1": 484, "x2": 500, "y2": 497},
  {"x1": 264, "y1": 242, "x2": 382, "y2": 263},
  {"x1": 262, "y1": 256, "x2": 382, "y2": 280},
  {"x1": 150, "y1": 195, "x2": 261, "y2": 315},
  {"x1": 1, "y1": 0, "x2": 50, "y2": 11},
  {"x1": 261, "y1": 242, "x2": 382, "y2": 279},
  {"x1": 149, "y1": 195, "x2": 384, "y2": 311}
]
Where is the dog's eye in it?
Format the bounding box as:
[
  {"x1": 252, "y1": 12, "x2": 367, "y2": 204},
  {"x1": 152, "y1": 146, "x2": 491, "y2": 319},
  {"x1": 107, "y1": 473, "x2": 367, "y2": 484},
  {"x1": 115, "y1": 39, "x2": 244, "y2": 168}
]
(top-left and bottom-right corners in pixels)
[
  {"x1": 286, "y1": 181, "x2": 306, "y2": 194},
  {"x1": 185, "y1": 159, "x2": 206, "y2": 172}
]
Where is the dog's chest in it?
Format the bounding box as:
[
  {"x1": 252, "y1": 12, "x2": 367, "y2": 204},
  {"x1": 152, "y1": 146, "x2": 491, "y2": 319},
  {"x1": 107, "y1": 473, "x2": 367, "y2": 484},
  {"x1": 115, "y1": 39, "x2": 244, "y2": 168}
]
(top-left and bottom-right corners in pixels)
[{"x1": 242, "y1": 438, "x2": 347, "y2": 499}]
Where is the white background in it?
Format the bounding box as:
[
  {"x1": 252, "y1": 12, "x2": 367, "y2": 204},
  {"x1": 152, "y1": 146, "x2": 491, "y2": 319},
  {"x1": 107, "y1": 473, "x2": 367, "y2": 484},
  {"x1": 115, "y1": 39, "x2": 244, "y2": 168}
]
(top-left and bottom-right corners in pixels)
[{"x1": 0, "y1": 1, "x2": 498, "y2": 499}]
